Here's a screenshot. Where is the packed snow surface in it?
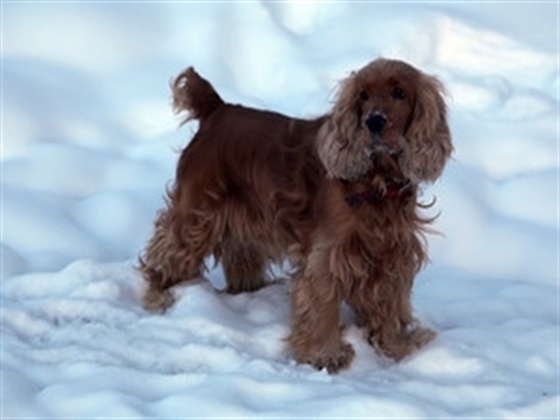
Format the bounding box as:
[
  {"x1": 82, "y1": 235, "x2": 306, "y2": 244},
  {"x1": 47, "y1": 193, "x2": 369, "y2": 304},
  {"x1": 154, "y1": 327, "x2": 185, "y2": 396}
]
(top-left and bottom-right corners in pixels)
[{"x1": 2, "y1": 2, "x2": 558, "y2": 418}]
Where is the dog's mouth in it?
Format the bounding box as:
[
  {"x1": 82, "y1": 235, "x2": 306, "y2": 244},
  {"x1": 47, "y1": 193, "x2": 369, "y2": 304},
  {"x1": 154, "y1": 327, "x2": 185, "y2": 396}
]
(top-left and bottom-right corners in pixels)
[
  {"x1": 363, "y1": 136, "x2": 407, "y2": 182},
  {"x1": 368, "y1": 134, "x2": 402, "y2": 156}
]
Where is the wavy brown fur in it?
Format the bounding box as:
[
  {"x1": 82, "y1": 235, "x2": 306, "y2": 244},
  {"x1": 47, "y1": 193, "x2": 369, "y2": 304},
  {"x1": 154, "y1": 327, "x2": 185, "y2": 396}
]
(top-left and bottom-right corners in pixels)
[{"x1": 139, "y1": 59, "x2": 453, "y2": 373}]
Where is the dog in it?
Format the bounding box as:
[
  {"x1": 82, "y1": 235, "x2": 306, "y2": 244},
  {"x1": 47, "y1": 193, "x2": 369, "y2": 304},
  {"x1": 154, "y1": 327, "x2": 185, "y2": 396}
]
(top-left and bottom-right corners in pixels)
[{"x1": 139, "y1": 58, "x2": 453, "y2": 373}]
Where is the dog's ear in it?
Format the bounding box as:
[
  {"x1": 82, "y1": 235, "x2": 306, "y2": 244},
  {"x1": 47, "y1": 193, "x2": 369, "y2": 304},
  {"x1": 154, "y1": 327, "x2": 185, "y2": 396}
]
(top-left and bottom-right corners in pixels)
[
  {"x1": 404, "y1": 74, "x2": 453, "y2": 183},
  {"x1": 316, "y1": 73, "x2": 373, "y2": 181},
  {"x1": 329, "y1": 72, "x2": 360, "y2": 148}
]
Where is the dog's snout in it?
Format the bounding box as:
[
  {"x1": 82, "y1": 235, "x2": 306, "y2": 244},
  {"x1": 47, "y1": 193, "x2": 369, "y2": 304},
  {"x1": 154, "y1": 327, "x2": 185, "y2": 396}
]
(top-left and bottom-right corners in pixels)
[{"x1": 365, "y1": 113, "x2": 387, "y2": 134}]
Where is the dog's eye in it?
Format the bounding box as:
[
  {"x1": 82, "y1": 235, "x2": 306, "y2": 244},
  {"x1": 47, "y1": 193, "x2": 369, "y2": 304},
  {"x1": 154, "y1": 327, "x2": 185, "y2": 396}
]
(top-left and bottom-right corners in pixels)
[
  {"x1": 392, "y1": 86, "x2": 406, "y2": 100},
  {"x1": 359, "y1": 90, "x2": 369, "y2": 101}
]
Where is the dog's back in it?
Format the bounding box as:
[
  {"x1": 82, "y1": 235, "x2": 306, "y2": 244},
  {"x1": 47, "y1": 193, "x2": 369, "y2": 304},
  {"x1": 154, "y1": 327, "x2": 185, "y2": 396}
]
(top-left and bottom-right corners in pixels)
[{"x1": 169, "y1": 68, "x2": 326, "y2": 265}]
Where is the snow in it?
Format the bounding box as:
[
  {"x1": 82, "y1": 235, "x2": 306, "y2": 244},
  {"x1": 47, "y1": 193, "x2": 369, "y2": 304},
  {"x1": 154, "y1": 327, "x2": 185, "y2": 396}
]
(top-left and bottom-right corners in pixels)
[{"x1": 1, "y1": 1, "x2": 558, "y2": 418}]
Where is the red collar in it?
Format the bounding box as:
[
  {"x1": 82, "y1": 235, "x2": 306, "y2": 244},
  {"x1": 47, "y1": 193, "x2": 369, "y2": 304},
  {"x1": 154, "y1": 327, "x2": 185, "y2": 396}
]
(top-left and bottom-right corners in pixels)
[{"x1": 345, "y1": 179, "x2": 413, "y2": 208}]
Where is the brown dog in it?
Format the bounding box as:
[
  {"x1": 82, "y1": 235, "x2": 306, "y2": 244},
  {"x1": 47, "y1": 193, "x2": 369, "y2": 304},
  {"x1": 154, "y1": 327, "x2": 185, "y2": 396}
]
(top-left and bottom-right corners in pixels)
[{"x1": 139, "y1": 58, "x2": 453, "y2": 373}]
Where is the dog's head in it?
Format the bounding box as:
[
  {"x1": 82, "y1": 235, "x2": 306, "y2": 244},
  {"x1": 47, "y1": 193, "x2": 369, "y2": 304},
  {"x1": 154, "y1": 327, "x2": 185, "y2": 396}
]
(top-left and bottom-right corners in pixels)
[{"x1": 317, "y1": 58, "x2": 453, "y2": 184}]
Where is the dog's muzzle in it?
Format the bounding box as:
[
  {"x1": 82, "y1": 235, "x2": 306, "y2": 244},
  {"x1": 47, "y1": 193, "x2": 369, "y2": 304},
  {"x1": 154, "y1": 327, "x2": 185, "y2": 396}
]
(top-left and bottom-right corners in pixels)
[
  {"x1": 366, "y1": 112, "x2": 388, "y2": 150},
  {"x1": 365, "y1": 112, "x2": 400, "y2": 155},
  {"x1": 365, "y1": 112, "x2": 387, "y2": 134}
]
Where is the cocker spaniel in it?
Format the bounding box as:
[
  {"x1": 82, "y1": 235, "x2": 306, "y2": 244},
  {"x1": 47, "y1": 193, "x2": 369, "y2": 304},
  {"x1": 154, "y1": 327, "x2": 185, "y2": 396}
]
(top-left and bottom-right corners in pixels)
[{"x1": 139, "y1": 58, "x2": 453, "y2": 373}]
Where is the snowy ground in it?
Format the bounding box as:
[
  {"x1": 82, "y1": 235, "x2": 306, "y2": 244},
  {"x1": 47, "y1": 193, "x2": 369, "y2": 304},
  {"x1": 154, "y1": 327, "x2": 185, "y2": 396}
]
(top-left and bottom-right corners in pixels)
[{"x1": 1, "y1": 1, "x2": 559, "y2": 418}]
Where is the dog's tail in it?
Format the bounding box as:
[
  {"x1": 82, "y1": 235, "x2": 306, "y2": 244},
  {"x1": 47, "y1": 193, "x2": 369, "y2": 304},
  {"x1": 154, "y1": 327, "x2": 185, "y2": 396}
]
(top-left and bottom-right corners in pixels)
[{"x1": 171, "y1": 67, "x2": 224, "y2": 124}]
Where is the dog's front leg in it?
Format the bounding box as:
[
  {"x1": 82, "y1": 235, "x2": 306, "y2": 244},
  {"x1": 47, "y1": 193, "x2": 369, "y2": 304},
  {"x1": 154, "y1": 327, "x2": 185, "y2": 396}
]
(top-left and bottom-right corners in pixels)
[
  {"x1": 359, "y1": 269, "x2": 436, "y2": 361},
  {"x1": 287, "y1": 260, "x2": 355, "y2": 373}
]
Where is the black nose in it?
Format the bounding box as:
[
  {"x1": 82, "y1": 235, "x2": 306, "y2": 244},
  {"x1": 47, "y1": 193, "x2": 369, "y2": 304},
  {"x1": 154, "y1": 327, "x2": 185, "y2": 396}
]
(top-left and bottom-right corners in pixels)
[{"x1": 365, "y1": 113, "x2": 386, "y2": 133}]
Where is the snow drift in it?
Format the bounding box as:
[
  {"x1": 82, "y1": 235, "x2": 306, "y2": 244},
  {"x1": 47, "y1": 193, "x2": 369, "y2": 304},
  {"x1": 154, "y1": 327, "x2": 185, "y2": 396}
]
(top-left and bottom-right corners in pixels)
[{"x1": 2, "y1": 2, "x2": 558, "y2": 418}]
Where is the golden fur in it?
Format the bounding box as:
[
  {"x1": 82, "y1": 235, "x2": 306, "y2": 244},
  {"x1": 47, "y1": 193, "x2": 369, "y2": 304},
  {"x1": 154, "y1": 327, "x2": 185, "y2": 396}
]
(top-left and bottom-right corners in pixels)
[{"x1": 139, "y1": 58, "x2": 453, "y2": 373}]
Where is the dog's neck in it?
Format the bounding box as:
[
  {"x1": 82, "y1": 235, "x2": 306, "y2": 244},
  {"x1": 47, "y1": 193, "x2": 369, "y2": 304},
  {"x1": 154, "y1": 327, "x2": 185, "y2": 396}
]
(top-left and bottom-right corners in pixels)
[{"x1": 343, "y1": 178, "x2": 414, "y2": 208}]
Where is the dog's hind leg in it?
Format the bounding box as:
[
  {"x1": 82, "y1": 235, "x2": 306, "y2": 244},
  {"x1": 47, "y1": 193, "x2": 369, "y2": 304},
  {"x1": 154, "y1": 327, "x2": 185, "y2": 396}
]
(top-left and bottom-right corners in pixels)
[
  {"x1": 139, "y1": 205, "x2": 222, "y2": 312},
  {"x1": 221, "y1": 234, "x2": 268, "y2": 294}
]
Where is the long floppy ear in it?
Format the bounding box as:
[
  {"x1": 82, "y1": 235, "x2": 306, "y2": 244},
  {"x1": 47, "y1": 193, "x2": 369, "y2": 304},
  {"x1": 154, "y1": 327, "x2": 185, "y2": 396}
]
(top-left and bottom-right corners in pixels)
[
  {"x1": 404, "y1": 74, "x2": 453, "y2": 183},
  {"x1": 329, "y1": 73, "x2": 361, "y2": 147},
  {"x1": 316, "y1": 73, "x2": 373, "y2": 181}
]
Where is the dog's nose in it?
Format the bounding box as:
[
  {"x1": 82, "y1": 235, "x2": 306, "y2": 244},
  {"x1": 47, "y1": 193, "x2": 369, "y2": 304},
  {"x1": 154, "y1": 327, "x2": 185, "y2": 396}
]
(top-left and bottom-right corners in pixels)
[{"x1": 365, "y1": 113, "x2": 387, "y2": 134}]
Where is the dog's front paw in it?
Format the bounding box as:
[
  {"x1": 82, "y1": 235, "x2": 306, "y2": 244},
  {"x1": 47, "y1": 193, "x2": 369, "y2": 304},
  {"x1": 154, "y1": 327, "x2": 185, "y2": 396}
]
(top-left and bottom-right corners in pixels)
[
  {"x1": 304, "y1": 342, "x2": 356, "y2": 374},
  {"x1": 406, "y1": 325, "x2": 436, "y2": 352},
  {"x1": 143, "y1": 285, "x2": 175, "y2": 313},
  {"x1": 369, "y1": 325, "x2": 436, "y2": 361}
]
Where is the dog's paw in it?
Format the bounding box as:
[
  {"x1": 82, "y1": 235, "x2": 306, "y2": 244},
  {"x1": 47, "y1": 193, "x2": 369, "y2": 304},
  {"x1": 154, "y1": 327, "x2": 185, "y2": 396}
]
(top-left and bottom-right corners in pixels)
[
  {"x1": 143, "y1": 287, "x2": 175, "y2": 313},
  {"x1": 407, "y1": 325, "x2": 436, "y2": 351},
  {"x1": 308, "y1": 342, "x2": 356, "y2": 374},
  {"x1": 369, "y1": 325, "x2": 436, "y2": 361}
]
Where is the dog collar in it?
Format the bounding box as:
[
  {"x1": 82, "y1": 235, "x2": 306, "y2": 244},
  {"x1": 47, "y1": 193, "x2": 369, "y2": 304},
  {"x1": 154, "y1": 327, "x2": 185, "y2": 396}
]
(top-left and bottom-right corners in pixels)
[{"x1": 345, "y1": 179, "x2": 413, "y2": 208}]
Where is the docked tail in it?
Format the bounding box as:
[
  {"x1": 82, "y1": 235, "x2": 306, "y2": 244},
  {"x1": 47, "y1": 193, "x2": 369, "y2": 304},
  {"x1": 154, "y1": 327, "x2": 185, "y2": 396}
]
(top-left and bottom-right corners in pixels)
[{"x1": 171, "y1": 67, "x2": 224, "y2": 124}]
